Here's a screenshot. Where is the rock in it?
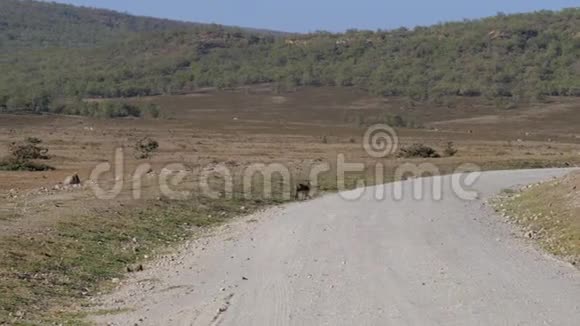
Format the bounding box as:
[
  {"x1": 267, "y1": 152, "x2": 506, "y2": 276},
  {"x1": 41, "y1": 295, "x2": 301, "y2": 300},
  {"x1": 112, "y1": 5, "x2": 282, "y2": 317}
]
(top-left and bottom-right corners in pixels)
[{"x1": 63, "y1": 173, "x2": 81, "y2": 185}]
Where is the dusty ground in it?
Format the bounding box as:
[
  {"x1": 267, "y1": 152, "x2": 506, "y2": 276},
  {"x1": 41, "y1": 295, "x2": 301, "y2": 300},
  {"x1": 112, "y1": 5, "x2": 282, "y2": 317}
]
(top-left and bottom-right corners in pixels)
[
  {"x1": 0, "y1": 87, "x2": 579, "y2": 323},
  {"x1": 1, "y1": 89, "x2": 579, "y2": 234}
]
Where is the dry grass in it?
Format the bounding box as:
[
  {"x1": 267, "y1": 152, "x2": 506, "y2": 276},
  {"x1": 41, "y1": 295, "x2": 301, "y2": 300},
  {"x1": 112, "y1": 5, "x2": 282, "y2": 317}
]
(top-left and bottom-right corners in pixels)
[
  {"x1": 496, "y1": 171, "x2": 580, "y2": 266},
  {"x1": 0, "y1": 196, "x2": 272, "y2": 324},
  {"x1": 0, "y1": 87, "x2": 579, "y2": 323}
]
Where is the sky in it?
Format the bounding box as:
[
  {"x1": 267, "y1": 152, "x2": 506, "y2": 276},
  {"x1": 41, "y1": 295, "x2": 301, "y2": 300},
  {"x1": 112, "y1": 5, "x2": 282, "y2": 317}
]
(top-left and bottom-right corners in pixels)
[{"x1": 48, "y1": 0, "x2": 579, "y2": 33}]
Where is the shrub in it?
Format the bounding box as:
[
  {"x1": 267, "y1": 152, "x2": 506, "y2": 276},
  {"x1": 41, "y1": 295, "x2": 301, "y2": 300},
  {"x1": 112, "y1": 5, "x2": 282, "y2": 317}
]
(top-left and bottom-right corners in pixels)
[
  {"x1": 59, "y1": 100, "x2": 143, "y2": 118},
  {"x1": 0, "y1": 159, "x2": 54, "y2": 171},
  {"x1": 9, "y1": 138, "x2": 50, "y2": 161},
  {"x1": 444, "y1": 142, "x2": 458, "y2": 157},
  {"x1": 100, "y1": 101, "x2": 142, "y2": 118},
  {"x1": 0, "y1": 138, "x2": 53, "y2": 171},
  {"x1": 387, "y1": 114, "x2": 407, "y2": 127},
  {"x1": 134, "y1": 137, "x2": 159, "y2": 159},
  {"x1": 147, "y1": 103, "x2": 161, "y2": 119},
  {"x1": 25, "y1": 137, "x2": 42, "y2": 145},
  {"x1": 397, "y1": 143, "x2": 440, "y2": 158}
]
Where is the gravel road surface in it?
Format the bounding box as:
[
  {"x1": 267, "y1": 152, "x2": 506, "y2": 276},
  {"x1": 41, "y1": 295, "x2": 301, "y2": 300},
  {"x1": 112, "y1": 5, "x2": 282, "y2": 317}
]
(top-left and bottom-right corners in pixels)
[{"x1": 95, "y1": 168, "x2": 580, "y2": 326}]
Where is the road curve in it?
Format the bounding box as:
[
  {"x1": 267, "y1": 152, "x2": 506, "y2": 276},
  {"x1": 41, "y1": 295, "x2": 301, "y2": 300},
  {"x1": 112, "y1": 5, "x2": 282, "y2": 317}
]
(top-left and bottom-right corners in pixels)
[{"x1": 96, "y1": 169, "x2": 580, "y2": 326}]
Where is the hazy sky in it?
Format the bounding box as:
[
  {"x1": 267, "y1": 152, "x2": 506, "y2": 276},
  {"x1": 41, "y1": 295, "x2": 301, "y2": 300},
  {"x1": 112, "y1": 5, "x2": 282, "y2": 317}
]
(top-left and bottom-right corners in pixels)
[{"x1": 49, "y1": 0, "x2": 578, "y2": 32}]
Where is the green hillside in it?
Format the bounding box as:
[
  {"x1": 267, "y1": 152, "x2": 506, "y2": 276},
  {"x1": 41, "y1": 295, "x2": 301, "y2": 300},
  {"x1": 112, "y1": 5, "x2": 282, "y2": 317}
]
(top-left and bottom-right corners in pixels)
[
  {"x1": 0, "y1": 0, "x2": 198, "y2": 49},
  {"x1": 0, "y1": 0, "x2": 578, "y2": 116}
]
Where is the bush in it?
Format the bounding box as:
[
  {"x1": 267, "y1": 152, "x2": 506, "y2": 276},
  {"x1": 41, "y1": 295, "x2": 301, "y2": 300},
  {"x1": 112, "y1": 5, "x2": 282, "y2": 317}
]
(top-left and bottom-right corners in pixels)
[
  {"x1": 134, "y1": 137, "x2": 159, "y2": 159},
  {"x1": 386, "y1": 114, "x2": 408, "y2": 127},
  {"x1": 58, "y1": 100, "x2": 143, "y2": 118},
  {"x1": 397, "y1": 143, "x2": 440, "y2": 158},
  {"x1": 0, "y1": 138, "x2": 53, "y2": 171},
  {"x1": 25, "y1": 137, "x2": 42, "y2": 144},
  {"x1": 146, "y1": 103, "x2": 161, "y2": 118},
  {"x1": 100, "y1": 101, "x2": 142, "y2": 118},
  {"x1": 9, "y1": 138, "x2": 50, "y2": 161},
  {"x1": 444, "y1": 142, "x2": 458, "y2": 157},
  {"x1": 0, "y1": 159, "x2": 54, "y2": 171}
]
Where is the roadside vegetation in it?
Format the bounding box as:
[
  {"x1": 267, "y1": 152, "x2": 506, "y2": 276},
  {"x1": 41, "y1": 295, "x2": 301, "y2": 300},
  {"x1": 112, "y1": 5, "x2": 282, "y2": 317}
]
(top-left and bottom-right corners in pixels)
[
  {"x1": 495, "y1": 172, "x2": 580, "y2": 266},
  {"x1": 0, "y1": 0, "x2": 579, "y2": 114},
  {"x1": 0, "y1": 151, "x2": 578, "y2": 324},
  {"x1": 0, "y1": 196, "x2": 277, "y2": 325}
]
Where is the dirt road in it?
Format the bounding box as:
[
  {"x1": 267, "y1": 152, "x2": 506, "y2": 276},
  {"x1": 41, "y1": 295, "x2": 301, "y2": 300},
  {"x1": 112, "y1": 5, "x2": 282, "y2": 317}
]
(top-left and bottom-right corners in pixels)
[{"x1": 95, "y1": 169, "x2": 580, "y2": 326}]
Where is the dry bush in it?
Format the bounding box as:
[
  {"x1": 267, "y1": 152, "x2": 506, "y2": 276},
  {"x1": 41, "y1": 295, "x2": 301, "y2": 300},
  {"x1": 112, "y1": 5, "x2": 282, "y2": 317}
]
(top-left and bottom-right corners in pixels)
[
  {"x1": 134, "y1": 137, "x2": 159, "y2": 159},
  {"x1": 0, "y1": 137, "x2": 53, "y2": 171},
  {"x1": 9, "y1": 138, "x2": 49, "y2": 161},
  {"x1": 444, "y1": 142, "x2": 458, "y2": 157},
  {"x1": 397, "y1": 143, "x2": 440, "y2": 158}
]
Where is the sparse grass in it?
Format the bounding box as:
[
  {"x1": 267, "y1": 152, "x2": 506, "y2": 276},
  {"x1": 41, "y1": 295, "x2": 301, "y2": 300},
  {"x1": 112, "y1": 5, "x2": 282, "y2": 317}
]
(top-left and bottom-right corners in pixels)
[
  {"x1": 0, "y1": 196, "x2": 270, "y2": 325},
  {"x1": 495, "y1": 175, "x2": 579, "y2": 265},
  {"x1": 1, "y1": 90, "x2": 580, "y2": 324},
  {"x1": 0, "y1": 212, "x2": 22, "y2": 221},
  {"x1": 501, "y1": 188, "x2": 517, "y2": 195},
  {"x1": 443, "y1": 142, "x2": 458, "y2": 157},
  {"x1": 89, "y1": 307, "x2": 135, "y2": 317},
  {"x1": 0, "y1": 159, "x2": 54, "y2": 171},
  {"x1": 0, "y1": 156, "x2": 578, "y2": 324},
  {"x1": 476, "y1": 157, "x2": 578, "y2": 171}
]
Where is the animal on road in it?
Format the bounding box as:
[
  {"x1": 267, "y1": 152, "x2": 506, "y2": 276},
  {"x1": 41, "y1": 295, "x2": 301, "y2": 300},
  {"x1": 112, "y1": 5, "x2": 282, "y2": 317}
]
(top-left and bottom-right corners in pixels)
[{"x1": 295, "y1": 181, "x2": 311, "y2": 200}]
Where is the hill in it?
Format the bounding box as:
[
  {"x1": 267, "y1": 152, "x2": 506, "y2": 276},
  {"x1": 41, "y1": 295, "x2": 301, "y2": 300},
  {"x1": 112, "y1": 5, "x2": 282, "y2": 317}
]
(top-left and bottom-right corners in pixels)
[
  {"x1": 0, "y1": 0, "x2": 578, "y2": 115},
  {"x1": 0, "y1": 0, "x2": 199, "y2": 49}
]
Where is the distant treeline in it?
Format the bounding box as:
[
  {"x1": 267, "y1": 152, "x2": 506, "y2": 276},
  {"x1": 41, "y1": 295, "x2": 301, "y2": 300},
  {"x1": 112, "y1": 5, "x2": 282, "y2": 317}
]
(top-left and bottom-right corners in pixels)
[
  {"x1": 0, "y1": 96, "x2": 160, "y2": 119},
  {"x1": 0, "y1": 0, "x2": 579, "y2": 115},
  {"x1": 53, "y1": 101, "x2": 161, "y2": 118}
]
